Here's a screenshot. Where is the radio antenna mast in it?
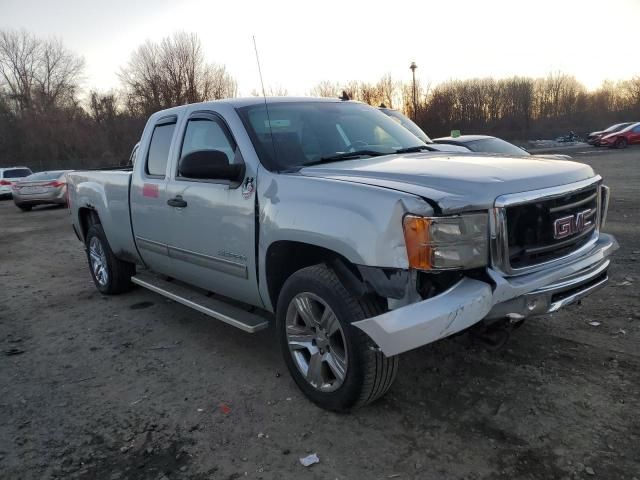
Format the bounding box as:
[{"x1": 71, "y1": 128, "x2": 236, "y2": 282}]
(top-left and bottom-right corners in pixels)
[
  {"x1": 252, "y1": 36, "x2": 277, "y2": 165},
  {"x1": 253, "y1": 35, "x2": 268, "y2": 98}
]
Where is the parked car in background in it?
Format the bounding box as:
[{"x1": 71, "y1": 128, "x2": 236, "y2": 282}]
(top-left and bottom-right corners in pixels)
[
  {"x1": 599, "y1": 122, "x2": 640, "y2": 149},
  {"x1": 379, "y1": 107, "x2": 431, "y2": 143},
  {"x1": 434, "y1": 135, "x2": 572, "y2": 160},
  {"x1": 379, "y1": 108, "x2": 470, "y2": 153},
  {"x1": 587, "y1": 122, "x2": 635, "y2": 146},
  {"x1": 12, "y1": 170, "x2": 72, "y2": 211},
  {"x1": 0, "y1": 167, "x2": 33, "y2": 199},
  {"x1": 434, "y1": 135, "x2": 530, "y2": 155}
]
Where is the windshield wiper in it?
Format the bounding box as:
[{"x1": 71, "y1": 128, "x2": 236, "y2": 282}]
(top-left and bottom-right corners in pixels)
[
  {"x1": 303, "y1": 146, "x2": 435, "y2": 168},
  {"x1": 313, "y1": 150, "x2": 389, "y2": 164},
  {"x1": 394, "y1": 145, "x2": 438, "y2": 154}
]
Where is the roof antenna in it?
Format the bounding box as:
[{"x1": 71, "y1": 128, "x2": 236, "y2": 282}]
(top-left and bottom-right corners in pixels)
[{"x1": 252, "y1": 36, "x2": 277, "y2": 164}]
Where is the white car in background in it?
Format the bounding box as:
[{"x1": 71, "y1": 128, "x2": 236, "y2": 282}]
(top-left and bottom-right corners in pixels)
[{"x1": 0, "y1": 167, "x2": 33, "y2": 199}]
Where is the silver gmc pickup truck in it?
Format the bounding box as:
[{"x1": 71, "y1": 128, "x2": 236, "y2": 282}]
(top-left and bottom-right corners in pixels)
[{"x1": 68, "y1": 97, "x2": 617, "y2": 411}]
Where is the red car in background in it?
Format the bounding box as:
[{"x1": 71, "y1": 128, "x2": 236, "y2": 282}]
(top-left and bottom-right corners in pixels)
[
  {"x1": 599, "y1": 122, "x2": 640, "y2": 148},
  {"x1": 587, "y1": 122, "x2": 634, "y2": 145}
]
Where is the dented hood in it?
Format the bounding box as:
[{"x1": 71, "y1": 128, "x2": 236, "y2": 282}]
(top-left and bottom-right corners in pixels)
[{"x1": 299, "y1": 152, "x2": 595, "y2": 213}]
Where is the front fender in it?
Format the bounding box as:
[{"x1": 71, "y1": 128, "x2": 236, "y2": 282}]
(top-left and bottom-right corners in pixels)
[{"x1": 257, "y1": 170, "x2": 433, "y2": 310}]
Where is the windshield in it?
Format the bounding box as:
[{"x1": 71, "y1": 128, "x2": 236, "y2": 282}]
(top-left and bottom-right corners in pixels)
[
  {"x1": 466, "y1": 138, "x2": 530, "y2": 156},
  {"x1": 236, "y1": 101, "x2": 427, "y2": 171},
  {"x1": 618, "y1": 122, "x2": 639, "y2": 133},
  {"x1": 379, "y1": 108, "x2": 432, "y2": 143},
  {"x1": 25, "y1": 171, "x2": 67, "y2": 181},
  {"x1": 604, "y1": 123, "x2": 631, "y2": 133},
  {"x1": 3, "y1": 168, "x2": 32, "y2": 178}
]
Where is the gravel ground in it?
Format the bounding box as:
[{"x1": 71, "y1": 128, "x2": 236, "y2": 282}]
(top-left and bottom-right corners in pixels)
[{"x1": 1, "y1": 147, "x2": 639, "y2": 480}]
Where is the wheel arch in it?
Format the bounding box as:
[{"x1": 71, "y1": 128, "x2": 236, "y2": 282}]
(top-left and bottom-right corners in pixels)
[
  {"x1": 264, "y1": 240, "x2": 367, "y2": 312},
  {"x1": 78, "y1": 207, "x2": 100, "y2": 241}
]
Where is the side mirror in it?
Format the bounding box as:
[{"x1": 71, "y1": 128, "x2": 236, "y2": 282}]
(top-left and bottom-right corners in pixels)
[{"x1": 179, "y1": 150, "x2": 245, "y2": 182}]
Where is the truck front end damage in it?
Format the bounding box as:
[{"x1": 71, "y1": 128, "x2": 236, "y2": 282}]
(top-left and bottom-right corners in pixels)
[{"x1": 354, "y1": 178, "x2": 618, "y2": 357}]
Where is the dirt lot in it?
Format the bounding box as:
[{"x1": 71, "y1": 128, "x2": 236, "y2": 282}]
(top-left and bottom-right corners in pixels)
[{"x1": 1, "y1": 148, "x2": 639, "y2": 480}]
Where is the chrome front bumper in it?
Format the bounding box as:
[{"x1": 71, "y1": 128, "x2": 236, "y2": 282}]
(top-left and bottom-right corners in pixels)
[{"x1": 354, "y1": 233, "x2": 618, "y2": 357}]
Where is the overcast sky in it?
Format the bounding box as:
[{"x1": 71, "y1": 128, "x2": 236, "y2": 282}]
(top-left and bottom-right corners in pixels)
[{"x1": 2, "y1": 0, "x2": 638, "y2": 96}]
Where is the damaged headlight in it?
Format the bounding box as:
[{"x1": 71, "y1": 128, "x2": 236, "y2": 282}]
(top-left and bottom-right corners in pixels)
[{"x1": 402, "y1": 213, "x2": 488, "y2": 270}]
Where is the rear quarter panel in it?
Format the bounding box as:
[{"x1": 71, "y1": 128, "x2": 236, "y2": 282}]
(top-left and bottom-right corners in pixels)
[{"x1": 68, "y1": 170, "x2": 142, "y2": 264}]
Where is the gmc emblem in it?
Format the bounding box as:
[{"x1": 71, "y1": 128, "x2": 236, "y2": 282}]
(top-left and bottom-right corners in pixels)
[{"x1": 553, "y1": 209, "x2": 595, "y2": 239}]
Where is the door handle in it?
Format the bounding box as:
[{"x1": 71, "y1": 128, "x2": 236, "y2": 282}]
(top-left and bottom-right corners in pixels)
[{"x1": 167, "y1": 196, "x2": 187, "y2": 208}]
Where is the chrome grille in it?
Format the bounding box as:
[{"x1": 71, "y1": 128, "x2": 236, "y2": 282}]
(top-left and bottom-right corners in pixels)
[{"x1": 491, "y1": 177, "x2": 603, "y2": 276}]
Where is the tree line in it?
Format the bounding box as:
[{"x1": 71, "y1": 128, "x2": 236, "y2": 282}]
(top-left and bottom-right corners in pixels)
[
  {"x1": 1, "y1": 29, "x2": 639, "y2": 170},
  {"x1": 309, "y1": 73, "x2": 640, "y2": 140},
  {"x1": 0, "y1": 30, "x2": 237, "y2": 170}
]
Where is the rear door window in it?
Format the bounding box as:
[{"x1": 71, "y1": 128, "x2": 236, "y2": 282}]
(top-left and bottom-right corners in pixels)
[{"x1": 146, "y1": 121, "x2": 176, "y2": 177}]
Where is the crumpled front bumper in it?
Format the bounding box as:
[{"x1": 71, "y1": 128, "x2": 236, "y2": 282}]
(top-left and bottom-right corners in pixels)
[{"x1": 353, "y1": 233, "x2": 618, "y2": 357}]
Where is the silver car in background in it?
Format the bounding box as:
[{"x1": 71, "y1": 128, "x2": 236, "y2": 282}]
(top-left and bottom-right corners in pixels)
[{"x1": 12, "y1": 170, "x2": 72, "y2": 211}]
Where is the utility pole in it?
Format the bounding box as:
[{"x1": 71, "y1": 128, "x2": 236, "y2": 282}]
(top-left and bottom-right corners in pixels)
[{"x1": 410, "y1": 61, "x2": 417, "y2": 120}]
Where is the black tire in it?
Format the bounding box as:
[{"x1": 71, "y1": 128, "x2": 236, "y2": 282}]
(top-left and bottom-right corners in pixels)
[
  {"x1": 616, "y1": 137, "x2": 628, "y2": 149},
  {"x1": 276, "y1": 264, "x2": 398, "y2": 412},
  {"x1": 85, "y1": 223, "x2": 135, "y2": 294},
  {"x1": 17, "y1": 204, "x2": 32, "y2": 211}
]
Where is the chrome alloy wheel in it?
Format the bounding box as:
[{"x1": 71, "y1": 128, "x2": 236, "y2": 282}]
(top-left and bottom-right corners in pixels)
[
  {"x1": 88, "y1": 236, "x2": 109, "y2": 287},
  {"x1": 285, "y1": 292, "x2": 348, "y2": 392}
]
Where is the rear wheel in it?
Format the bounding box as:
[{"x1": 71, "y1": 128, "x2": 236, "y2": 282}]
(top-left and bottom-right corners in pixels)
[
  {"x1": 276, "y1": 264, "x2": 398, "y2": 412},
  {"x1": 17, "y1": 204, "x2": 32, "y2": 211},
  {"x1": 85, "y1": 224, "x2": 135, "y2": 294},
  {"x1": 616, "y1": 137, "x2": 628, "y2": 149}
]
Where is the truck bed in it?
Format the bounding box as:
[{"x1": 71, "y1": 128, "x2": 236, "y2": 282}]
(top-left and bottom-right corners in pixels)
[{"x1": 67, "y1": 169, "x2": 140, "y2": 264}]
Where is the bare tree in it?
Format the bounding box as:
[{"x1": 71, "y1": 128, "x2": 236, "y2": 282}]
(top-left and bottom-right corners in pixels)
[
  {"x1": 34, "y1": 37, "x2": 85, "y2": 110},
  {"x1": 89, "y1": 91, "x2": 118, "y2": 123},
  {"x1": 342, "y1": 80, "x2": 361, "y2": 101},
  {"x1": 250, "y1": 85, "x2": 288, "y2": 96},
  {"x1": 0, "y1": 30, "x2": 39, "y2": 111},
  {"x1": 0, "y1": 30, "x2": 84, "y2": 112},
  {"x1": 119, "y1": 32, "x2": 237, "y2": 116},
  {"x1": 401, "y1": 79, "x2": 430, "y2": 118},
  {"x1": 358, "y1": 82, "x2": 381, "y2": 106},
  {"x1": 309, "y1": 80, "x2": 341, "y2": 98},
  {"x1": 624, "y1": 76, "x2": 640, "y2": 107},
  {"x1": 376, "y1": 73, "x2": 396, "y2": 108},
  {"x1": 205, "y1": 63, "x2": 237, "y2": 99}
]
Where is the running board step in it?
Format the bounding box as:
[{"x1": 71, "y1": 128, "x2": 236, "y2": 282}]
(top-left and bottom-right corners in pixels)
[{"x1": 131, "y1": 271, "x2": 269, "y2": 333}]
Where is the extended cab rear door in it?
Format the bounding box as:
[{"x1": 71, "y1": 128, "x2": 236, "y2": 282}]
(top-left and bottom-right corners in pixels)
[
  {"x1": 130, "y1": 115, "x2": 178, "y2": 275},
  {"x1": 164, "y1": 108, "x2": 262, "y2": 307}
]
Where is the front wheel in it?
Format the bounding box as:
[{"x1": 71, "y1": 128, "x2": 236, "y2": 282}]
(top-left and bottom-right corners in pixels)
[
  {"x1": 616, "y1": 138, "x2": 628, "y2": 149},
  {"x1": 276, "y1": 264, "x2": 398, "y2": 412},
  {"x1": 17, "y1": 204, "x2": 32, "y2": 211},
  {"x1": 85, "y1": 224, "x2": 135, "y2": 294}
]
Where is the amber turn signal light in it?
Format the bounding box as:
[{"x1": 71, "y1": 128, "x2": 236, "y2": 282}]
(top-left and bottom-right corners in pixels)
[{"x1": 402, "y1": 215, "x2": 432, "y2": 270}]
